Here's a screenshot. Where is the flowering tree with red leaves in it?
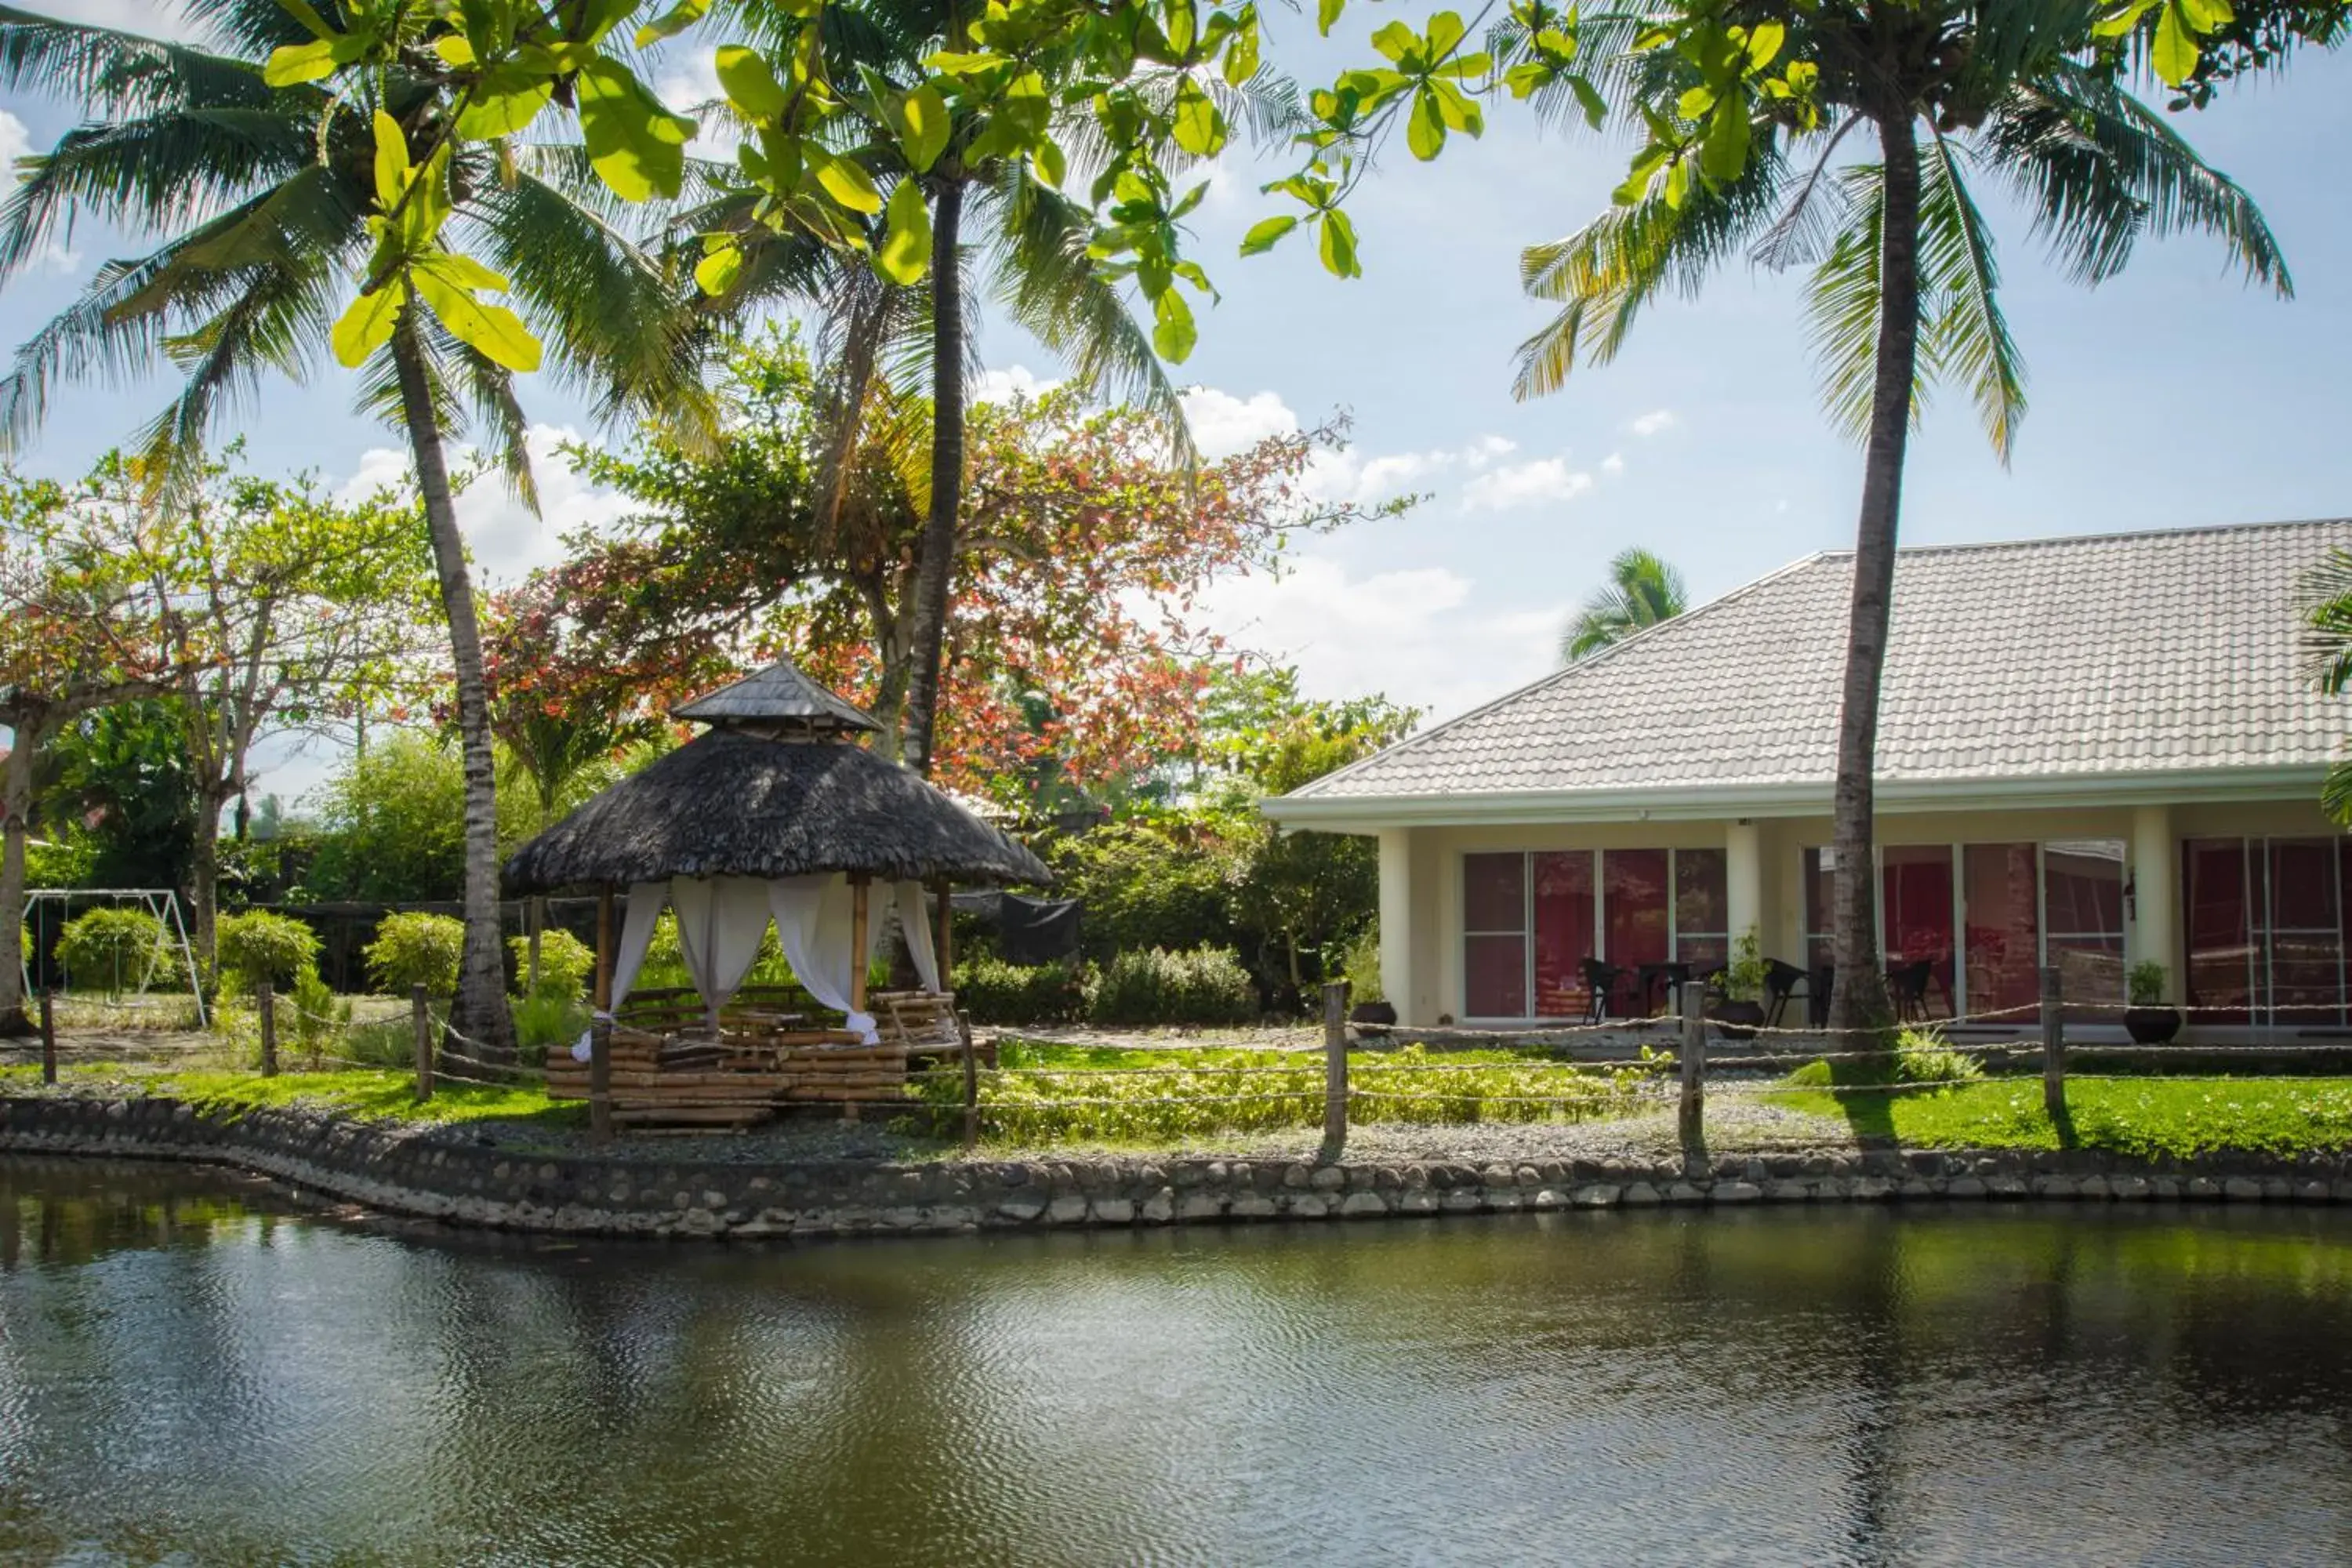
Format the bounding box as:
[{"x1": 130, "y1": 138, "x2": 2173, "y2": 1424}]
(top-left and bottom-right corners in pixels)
[{"x1": 550, "y1": 332, "x2": 1396, "y2": 804}]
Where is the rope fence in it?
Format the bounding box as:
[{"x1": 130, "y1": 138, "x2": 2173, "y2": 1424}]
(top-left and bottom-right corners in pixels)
[{"x1": 26, "y1": 960, "x2": 2352, "y2": 1154}]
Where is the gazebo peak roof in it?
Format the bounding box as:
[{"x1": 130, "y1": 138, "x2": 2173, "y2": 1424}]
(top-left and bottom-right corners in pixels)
[{"x1": 672, "y1": 656, "x2": 881, "y2": 735}]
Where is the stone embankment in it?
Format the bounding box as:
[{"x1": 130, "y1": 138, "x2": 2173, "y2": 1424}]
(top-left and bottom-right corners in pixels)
[{"x1": 6, "y1": 1094, "x2": 2350, "y2": 1240}]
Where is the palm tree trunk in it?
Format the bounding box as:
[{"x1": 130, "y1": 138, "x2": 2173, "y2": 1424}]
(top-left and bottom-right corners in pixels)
[
  {"x1": 0, "y1": 720, "x2": 37, "y2": 1036},
  {"x1": 900, "y1": 176, "x2": 966, "y2": 779},
  {"x1": 391, "y1": 310, "x2": 516, "y2": 1062},
  {"x1": 1826, "y1": 112, "x2": 1924, "y2": 1039}
]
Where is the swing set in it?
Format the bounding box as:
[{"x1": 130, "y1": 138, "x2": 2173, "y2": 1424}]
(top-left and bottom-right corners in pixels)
[{"x1": 19, "y1": 887, "x2": 209, "y2": 1028}]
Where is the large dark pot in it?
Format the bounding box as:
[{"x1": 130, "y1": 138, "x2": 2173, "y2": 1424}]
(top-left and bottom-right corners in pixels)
[
  {"x1": 1707, "y1": 1000, "x2": 1766, "y2": 1042},
  {"x1": 1350, "y1": 1000, "x2": 1398, "y2": 1030},
  {"x1": 2124, "y1": 1005, "x2": 2183, "y2": 1046}
]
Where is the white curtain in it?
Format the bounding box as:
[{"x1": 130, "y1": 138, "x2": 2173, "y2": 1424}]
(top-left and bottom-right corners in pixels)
[
  {"x1": 671, "y1": 876, "x2": 775, "y2": 1024},
  {"x1": 575, "y1": 880, "x2": 670, "y2": 1062},
  {"x1": 896, "y1": 880, "x2": 941, "y2": 993},
  {"x1": 769, "y1": 874, "x2": 877, "y2": 1042}
]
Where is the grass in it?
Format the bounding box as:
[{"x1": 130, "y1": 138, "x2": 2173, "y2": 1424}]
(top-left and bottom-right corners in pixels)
[
  {"x1": 0, "y1": 1061, "x2": 582, "y2": 1129},
  {"x1": 1770, "y1": 1075, "x2": 2352, "y2": 1160},
  {"x1": 909, "y1": 1039, "x2": 1664, "y2": 1145}
]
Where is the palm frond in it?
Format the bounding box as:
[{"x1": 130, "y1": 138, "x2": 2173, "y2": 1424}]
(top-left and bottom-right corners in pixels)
[
  {"x1": 0, "y1": 5, "x2": 278, "y2": 114},
  {"x1": 1514, "y1": 149, "x2": 1784, "y2": 400},
  {"x1": 1984, "y1": 62, "x2": 2292, "y2": 293},
  {"x1": 1801, "y1": 165, "x2": 1899, "y2": 447},
  {"x1": 2299, "y1": 548, "x2": 2352, "y2": 696},
  {"x1": 1751, "y1": 111, "x2": 1867, "y2": 271},
  {"x1": 1917, "y1": 130, "x2": 2026, "y2": 463}
]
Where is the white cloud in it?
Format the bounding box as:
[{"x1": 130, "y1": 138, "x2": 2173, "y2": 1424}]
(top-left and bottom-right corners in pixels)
[
  {"x1": 1195, "y1": 554, "x2": 1566, "y2": 721},
  {"x1": 973, "y1": 364, "x2": 1062, "y2": 405},
  {"x1": 1628, "y1": 408, "x2": 1679, "y2": 437},
  {"x1": 654, "y1": 44, "x2": 723, "y2": 113},
  {"x1": 1179, "y1": 386, "x2": 1300, "y2": 459},
  {"x1": 339, "y1": 424, "x2": 632, "y2": 586},
  {"x1": 1305, "y1": 434, "x2": 1525, "y2": 508},
  {"x1": 1460, "y1": 457, "x2": 1595, "y2": 514},
  {"x1": 43, "y1": 0, "x2": 204, "y2": 39},
  {"x1": 0, "y1": 111, "x2": 79, "y2": 274},
  {"x1": 1464, "y1": 434, "x2": 1518, "y2": 468},
  {"x1": 1601, "y1": 452, "x2": 1625, "y2": 475}
]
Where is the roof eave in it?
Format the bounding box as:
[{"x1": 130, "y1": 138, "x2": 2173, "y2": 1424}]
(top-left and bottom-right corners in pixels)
[{"x1": 1261, "y1": 764, "x2": 2335, "y2": 831}]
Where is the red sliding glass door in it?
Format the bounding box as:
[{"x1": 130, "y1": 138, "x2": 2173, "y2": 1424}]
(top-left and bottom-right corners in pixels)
[{"x1": 1532, "y1": 852, "x2": 1595, "y2": 1018}]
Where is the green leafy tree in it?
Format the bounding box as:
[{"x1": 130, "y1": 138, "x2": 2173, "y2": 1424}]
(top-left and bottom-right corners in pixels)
[
  {"x1": 2299, "y1": 547, "x2": 2352, "y2": 822},
  {"x1": 0, "y1": 0, "x2": 717, "y2": 1056},
  {"x1": 34, "y1": 702, "x2": 203, "y2": 895},
  {"x1": 303, "y1": 730, "x2": 535, "y2": 904},
  {"x1": 1560, "y1": 547, "x2": 1687, "y2": 664}
]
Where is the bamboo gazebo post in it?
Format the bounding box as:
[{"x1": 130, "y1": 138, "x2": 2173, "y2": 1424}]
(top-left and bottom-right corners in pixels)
[
  {"x1": 931, "y1": 876, "x2": 954, "y2": 982},
  {"x1": 590, "y1": 886, "x2": 615, "y2": 1145},
  {"x1": 848, "y1": 874, "x2": 871, "y2": 1012}
]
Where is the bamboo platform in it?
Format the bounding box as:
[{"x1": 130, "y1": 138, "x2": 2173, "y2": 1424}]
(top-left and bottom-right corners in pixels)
[{"x1": 544, "y1": 989, "x2": 977, "y2": 1131}]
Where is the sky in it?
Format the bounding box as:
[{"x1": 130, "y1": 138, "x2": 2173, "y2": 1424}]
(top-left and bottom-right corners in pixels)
[{"x1": 5, "y1": 2, "x2": 2351, "y2": 808}]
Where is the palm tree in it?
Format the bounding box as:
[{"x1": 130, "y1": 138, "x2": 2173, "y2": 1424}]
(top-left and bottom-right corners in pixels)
[
  {"x1": 0, "y1": 0, "x2": 714, "y2": 1056},
  {"x1": 1509, "y1": 2, "x2": 2288, "y2": 1029},
  {"x1": 1560, "y1": 546, "x2": 1688, "y2": 663}
]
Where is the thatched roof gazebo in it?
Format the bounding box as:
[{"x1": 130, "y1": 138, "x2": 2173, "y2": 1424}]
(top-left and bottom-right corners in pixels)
[{"x1": 503, "y1": 658, "x2": 1047, "y2": 1136}]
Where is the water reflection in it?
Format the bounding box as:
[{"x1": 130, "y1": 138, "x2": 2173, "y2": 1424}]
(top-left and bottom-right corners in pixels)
[{"x1": 5, "y1": 1157, "x2": 2352, "y2": 1566}]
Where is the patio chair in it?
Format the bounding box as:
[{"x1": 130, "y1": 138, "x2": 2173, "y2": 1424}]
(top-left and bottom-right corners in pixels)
[
  {"x1": 1581, "y1": 959, "x2": 1628, "y2": 1024},
  {"x1": 1763, "y1": 960, "x2": 1809, "y2": 1029},
  {"x1": 1635, "y1": 960, "x2": 1690, "y2": 1017},
  {"x1": 1888, "y1": 959, "x2": 1934, "y2": 1023}
]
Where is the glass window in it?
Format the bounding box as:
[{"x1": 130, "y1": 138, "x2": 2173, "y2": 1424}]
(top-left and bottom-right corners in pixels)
[
  {"x1": 2184, "y1": 838, "x2": 2252, "y2": 1020},
  {"x1": 2263, "y1": 839, "x2": 2342, "y2": 1023},
  {"x1": 2045, "y1": 840, "x2": 2126, "y2": 1011},
  {"x1": 1962, "y1": 843, "x2": 2040, "y2": 1019},
  {"x1": 1463, "y1": 854, "x2": 1526, "y2": 1018},
  {"x1": 1675, "y1": 848, "x2": 1729, "y2": 973},
  {"x1": 1532, "y1": 851, "x2": 1595, "y2": 1018},
  {"x1": 1803, "y1": 846, "x2": 1836, "y2": 975},
  {"x1": 1882, "y1": 845, "x2": 1955, "y2": 1018},
  {"x1": 1603, "y1": 849, "x2": 1671, "y2": 974}
]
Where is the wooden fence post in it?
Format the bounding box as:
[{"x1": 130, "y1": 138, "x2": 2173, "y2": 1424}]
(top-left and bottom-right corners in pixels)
[
  {"x1": 589, "y1": 1013, "x2": 614, "y2": 1146},
  {"x1": 1322, "y1": 980, "x2": 1351, "y2": 1160},
  {"x1": 38, "y1": 989, "x2": 56, "y2": 1087},
  {"x1": 2041, "y1": 965, "x2": 2065, "y2": 1122},
  {"x1": 257, "y1": 981, "x2": 278, "y2": 1078},
  {"x1": 411, "y1": 983, "x2": 434, "y2": 1102},
  {"x1": 959, "y1": 1012, "x2": 981, "y2": 1152},
  {"x1": 1679, "y1": 977, "x2": 1708, "y2": 1171}
]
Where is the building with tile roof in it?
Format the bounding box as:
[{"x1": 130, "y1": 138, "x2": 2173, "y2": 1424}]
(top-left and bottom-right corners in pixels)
[{"x1": 1264, "y1": 521, "x2": 2352, "y2": 1034}]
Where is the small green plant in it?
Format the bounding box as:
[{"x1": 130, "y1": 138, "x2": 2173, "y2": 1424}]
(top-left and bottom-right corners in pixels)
[
  {"x1": 512, "y1": 992, "x2": 589, "y2": 1064},
  {"x1": 289, "y1": 967, "x2": 350, "y2": 1064},
  {"x1": 1895, "y1": 1026, "x2": 1984, "y2": 1085},
  {"x1": 53, "y1": 908, "x2": 167, "y2": 995},
  {"x1": 953, "y1": 956, "x2": 1092, "y2": 1025},
  {"x1": 1338, "y1": 924, "x2": 1383, "y2": 1005},
  {"x1": 510, "y1": 929, "x2": 594, "y2": 1000},
  {"x1": 2128, "y1": 961, "x2": 2169, "y2": 1007},
  {"x1": 216, "y1": 910, "x2": 322, "y2": 995},
  {"x1": 365, "y1": 912, "x2": 466, "y2": 997},
  {"x1": 1086, "y1": 946, "x2": 1257, "y2": 1026},
  {"x1": 1720, "y1": 927, "x2": 1767, "y2": 1003}
]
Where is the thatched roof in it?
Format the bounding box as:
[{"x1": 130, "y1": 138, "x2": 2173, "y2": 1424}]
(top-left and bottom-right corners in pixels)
[
  {"x1": 672, "y1": 657, "x2": 880, "y2": 734},
  {"x1": 503, "y1": 729, "x2": 1051, "y2": 894}
]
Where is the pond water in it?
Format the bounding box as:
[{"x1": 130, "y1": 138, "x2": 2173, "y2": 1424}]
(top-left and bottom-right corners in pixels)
[{"x1": 5, "y1": 1158, "x2": 2352, "y2": 1566}]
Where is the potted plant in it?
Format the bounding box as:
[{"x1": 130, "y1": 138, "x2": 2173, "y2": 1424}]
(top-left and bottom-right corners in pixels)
[
  {"x1": 1341, "y1": 928, "x2": 1397, "y2": 1030},
  {"x1": 1707, "y1": 928, "x2": 1769, "y2": 1041},
  {"x1": 2125, "y1": 960, "x2": 2183, "y2": 1046}
]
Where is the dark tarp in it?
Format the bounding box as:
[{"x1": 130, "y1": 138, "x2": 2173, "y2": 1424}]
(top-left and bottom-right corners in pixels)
[{"x1": 952, "y1": 891, "x2": 1083, "y2": 964}]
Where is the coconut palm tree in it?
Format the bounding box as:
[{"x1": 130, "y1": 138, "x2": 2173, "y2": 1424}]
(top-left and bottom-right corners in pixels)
[
  {"x1": 0, "y1": 0, "x2": 715, "y2": 1056},
  {"x1": 1560, "y1": 546, "x2": 1688, "y2": 663},
  {"x1": 1509, "y1": 2, "x2": 2288, "y2": 1028},
  {"x1": 2299, "y1": 548, "x2": 2352, "y2": 822}
]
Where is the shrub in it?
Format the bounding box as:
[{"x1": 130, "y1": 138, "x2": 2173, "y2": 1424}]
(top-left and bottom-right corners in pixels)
[
  {"x1": 366, "y1": 912, "x2": 466, "y2": 997},
  {"x1": 289, "y1": 967, "x2": 350, "y2": 1061},
  {"x1": 954, "y1": 956, "x2": 1092, "y2": 1025},
  {"x1": 216, "y1": 910, "x2": 322, "y2": 995},
  {"x1": 1086, "y1": 946, "x2": 1257, "y2": 1027},
  {"x1": 53, "y1": 908, "x2": 169, "y2": 993},
  {"x1": 1895, "y1": 1026, "x2": 1984, "y2": 1086},
  {"x1": 510, "y1": 928, "x2": 594, "y2": 1000},
  {"x1": 513, "y1": 992, "x2": 589, "y2": 1065}
]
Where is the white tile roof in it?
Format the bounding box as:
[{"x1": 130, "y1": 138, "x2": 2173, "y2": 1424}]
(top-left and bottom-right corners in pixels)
[{"x1": 1283, "y1": 520, "x2": 2352, "y2": 810}]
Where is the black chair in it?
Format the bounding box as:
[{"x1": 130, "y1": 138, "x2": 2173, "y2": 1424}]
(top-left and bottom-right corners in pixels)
[
  {"x1": 1581, "y1": 958, "x2": 1628, "y2": 1024},
  {"x1": 1763, "y1": 959, "x2": 1810, "y2": 1029},
  {"x1": 1809, "y1": 964, "x2": 1835, "y2": 1028},
  {"x1": 1887, "y1": 958, "x2": 1934, "y2": 1022},
  {"x1": 1636, "y1": 961, "x2": 1690, "y2": 1017}
]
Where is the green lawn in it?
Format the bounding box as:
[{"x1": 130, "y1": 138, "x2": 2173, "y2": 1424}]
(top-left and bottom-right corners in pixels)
[
  {"x1": 1772, "y1": 1076, "x2": 2352, "y2": 1160},
  {"x1": 1, "y1": 1062, "x2": 580, "y2": 1129}
]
